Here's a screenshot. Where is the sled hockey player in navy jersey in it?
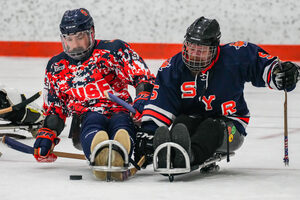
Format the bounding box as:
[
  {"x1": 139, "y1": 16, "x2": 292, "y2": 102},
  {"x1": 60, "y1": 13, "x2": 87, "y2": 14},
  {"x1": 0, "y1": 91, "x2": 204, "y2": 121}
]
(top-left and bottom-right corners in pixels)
[
  {"x1": 134, "y1": 17, "x2": 300, "y2": 177},
  {"x1": 32, "y1": 8, "x2": 155, "y2": 181}
]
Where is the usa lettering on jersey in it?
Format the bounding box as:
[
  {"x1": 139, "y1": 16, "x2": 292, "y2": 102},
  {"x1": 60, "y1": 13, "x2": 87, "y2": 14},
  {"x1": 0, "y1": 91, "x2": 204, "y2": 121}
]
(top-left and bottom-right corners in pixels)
[{"x1": 44, "y1": 40, "x2": 155, "y2": 120}]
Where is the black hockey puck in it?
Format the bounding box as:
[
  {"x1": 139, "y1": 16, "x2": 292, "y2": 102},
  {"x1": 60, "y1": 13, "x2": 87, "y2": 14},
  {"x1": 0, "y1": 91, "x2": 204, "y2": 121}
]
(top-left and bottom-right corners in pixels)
[{"x1": 69, "y1": 175, "x2": 82, "y2": 180}]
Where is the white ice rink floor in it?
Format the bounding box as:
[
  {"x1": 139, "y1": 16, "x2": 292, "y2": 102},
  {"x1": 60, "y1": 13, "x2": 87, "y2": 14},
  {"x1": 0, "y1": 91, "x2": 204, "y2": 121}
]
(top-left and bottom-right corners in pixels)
[{"x1": 0, "y1": 57, "x2": 299, "y2": 200}]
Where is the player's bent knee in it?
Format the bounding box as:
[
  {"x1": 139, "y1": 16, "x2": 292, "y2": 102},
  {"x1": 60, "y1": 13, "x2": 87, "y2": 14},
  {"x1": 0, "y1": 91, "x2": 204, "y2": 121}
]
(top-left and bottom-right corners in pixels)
[
  {"x1": 197, "y1": 118, "x2": 225, "y2": 141},
  {"x1": 216, "y1": 119, "x2": 244, "y2": 153},
  {"x1": 44, "y1": 115, "x2": 65, "y2": 135},
  {"x1": 190, "y1": 118, "x2": 226, "y2": 164}
]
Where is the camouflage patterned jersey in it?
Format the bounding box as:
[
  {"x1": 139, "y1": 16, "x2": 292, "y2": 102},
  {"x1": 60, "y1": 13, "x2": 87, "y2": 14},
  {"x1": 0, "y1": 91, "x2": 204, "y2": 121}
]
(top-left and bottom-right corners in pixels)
[{"x1": 43, "y1": 39, "x2": 155, "y2": 121}]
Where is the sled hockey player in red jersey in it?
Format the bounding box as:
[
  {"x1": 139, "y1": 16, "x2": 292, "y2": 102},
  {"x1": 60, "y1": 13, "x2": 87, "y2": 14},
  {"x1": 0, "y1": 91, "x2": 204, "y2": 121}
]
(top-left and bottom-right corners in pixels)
[
  {"x1": 134, "y1": 17, "x2": 300, "y2": 177},
  {"x1": 33, "y1": 8, "x2": 155, "y2": 180}
]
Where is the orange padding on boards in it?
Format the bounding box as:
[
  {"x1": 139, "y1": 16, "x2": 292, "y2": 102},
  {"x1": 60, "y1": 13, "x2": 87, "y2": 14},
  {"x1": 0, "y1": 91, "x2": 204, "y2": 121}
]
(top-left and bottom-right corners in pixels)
[{"x1": 0, "y1": 41, "x2": 299, "y2": 61}]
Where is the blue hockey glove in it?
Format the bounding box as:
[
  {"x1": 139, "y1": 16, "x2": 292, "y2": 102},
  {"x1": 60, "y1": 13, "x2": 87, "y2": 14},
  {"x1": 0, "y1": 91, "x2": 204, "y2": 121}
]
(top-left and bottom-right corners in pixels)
[
  {"x1": 33, "y1": 128, "x2": 60, "y2": 162},
  {"x1": 273, "y1": 61, "x2": 299, "y2": 91}
]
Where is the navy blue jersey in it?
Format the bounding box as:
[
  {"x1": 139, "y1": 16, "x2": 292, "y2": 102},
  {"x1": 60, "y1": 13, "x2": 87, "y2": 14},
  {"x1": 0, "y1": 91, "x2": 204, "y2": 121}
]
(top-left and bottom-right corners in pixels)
[{"x1": 141, "y1": 41, "x2": 279, "y2": 135}]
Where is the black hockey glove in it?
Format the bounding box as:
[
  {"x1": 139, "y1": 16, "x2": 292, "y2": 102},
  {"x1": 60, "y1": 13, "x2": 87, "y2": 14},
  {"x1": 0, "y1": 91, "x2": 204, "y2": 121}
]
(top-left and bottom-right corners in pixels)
[
  {"x1": 134, "y1": 130, "x2": 154, "y2": 168},
  {"x1": 273, "y1": 61, "x2": 299, "y2": 91}
]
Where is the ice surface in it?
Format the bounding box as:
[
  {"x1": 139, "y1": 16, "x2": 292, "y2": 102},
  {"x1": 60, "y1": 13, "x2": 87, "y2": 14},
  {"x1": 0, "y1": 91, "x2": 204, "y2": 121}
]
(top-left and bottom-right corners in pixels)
[{"x1": 0, "y1": 57, "x2": 299, "y2": 200}]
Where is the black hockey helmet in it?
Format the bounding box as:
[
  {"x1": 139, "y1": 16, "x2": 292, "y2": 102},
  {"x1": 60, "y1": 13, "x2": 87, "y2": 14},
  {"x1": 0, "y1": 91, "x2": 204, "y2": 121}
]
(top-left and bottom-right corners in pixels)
[
  {"x1": 185, "y1": 16, "x2": 221, "y2": 46},
  {"x1": 60, "y1": 8, "x2": 94, "y2": 35},
  {"x1": 182, "y1": 17, "x2": 221, "y2": 72}
]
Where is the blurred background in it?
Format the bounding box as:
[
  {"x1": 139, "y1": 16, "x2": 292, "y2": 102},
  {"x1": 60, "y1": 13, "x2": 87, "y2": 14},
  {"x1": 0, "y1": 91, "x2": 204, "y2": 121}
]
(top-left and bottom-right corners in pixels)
[
  {"x1": 0, "y1": 2, "x2": 300, "y2": 199},
  {"x1": 0, "y1": 0, "x2": 299, "y2": 60}
]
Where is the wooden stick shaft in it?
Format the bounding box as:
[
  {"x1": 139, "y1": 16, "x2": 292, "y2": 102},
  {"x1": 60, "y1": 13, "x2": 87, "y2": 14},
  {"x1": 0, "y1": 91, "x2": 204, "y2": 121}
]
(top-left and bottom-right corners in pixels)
[
  {"x1": 277, "y1": 58, "x2": 289, "y2": 165},
  {"x1": 283, "y1": 90, "x2": 289, "y2": 165},
  {"x1": 53, "y1": 151, "x2": 86, "y2": 160},
  {"x1": 284, "y1": 91, "x2": 288, "y2": 137},
  {"x1": 130, "y1": 155, "x2": 145, "y2": 175},
  {"x1": 0, "y1": 107, "x2": 13, "y2": 115}
]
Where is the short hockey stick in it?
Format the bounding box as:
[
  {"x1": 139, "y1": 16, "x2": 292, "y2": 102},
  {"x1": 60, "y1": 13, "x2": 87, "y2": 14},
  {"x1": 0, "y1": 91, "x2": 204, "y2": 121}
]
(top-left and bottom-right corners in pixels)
[
  {"x1": 104, "y1": 91, "x2": 136, "y2": 114},
  {"x1": 283, "y1": 90, "x2": 289, "y2": 165},
  {"x1": 1, "y1": 135, "x2": 86, "y2": 160},
  {"x1": 0, "y1": 133, "x2": 26, "y2": 139},
  {"x1": 0, "y1": 91, "x2": 42, "y2": 115},
  {"x1": 277, "y1": 58, "x2": 289, "y2": 166}
]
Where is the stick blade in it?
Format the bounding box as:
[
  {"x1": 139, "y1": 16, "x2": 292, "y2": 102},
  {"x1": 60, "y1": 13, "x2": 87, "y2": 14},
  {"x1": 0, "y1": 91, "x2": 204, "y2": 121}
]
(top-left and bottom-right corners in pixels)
[{"x1": 2, "y1": 136, "x2": 34, "y2": 154}]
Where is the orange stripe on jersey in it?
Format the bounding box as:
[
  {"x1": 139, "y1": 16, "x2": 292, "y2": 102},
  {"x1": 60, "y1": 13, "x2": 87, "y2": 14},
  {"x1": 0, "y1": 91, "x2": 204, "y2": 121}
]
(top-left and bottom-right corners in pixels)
[{"x1": 143, "y1": 109, "x2": 172, "y2": 126}]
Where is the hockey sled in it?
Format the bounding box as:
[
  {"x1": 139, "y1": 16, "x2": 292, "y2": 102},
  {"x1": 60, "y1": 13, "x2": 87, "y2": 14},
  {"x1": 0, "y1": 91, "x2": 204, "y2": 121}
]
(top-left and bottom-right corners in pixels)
[
  {"x1": 153, "y1": 142, "x2": 235, "y2": 182},
  {"x1": 1, "y1": 136, "x2": 144, "y2": 181},
  {"x1": 0, "y1": 122, "x2": 42, "y2": 138},
  {"x1": 0, "y1": 91, "x2": 43, "y2": 138}
]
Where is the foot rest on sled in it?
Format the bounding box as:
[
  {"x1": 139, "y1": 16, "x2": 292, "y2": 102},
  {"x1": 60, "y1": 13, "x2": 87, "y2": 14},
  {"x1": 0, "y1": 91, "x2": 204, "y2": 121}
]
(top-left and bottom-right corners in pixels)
[
  {"x1": 90, "y1": 140, "x2": 129, "y2": 172},
  {"x1": 153, "y1": 142, "x2": 191, "y2": 174},
  {"x1": 154, "y1": 145, "x2": 236, "y2": 182}
]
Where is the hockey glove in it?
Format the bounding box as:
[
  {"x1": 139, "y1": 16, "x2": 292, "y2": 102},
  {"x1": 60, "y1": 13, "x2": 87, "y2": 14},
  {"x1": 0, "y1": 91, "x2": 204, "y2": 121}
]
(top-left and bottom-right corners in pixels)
[
  {"x1": 132, "y1": 91, "x2": 150, "y2": 122},
  {"x1": 273, "y1": 61, "x2": 299, "y2": 91},
  {"x1": 33, "y1": 128, "x2": 60, "y2": 162},
  {"x1": 134, "y1": 130, "x2": 154, "y2": 168}
]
